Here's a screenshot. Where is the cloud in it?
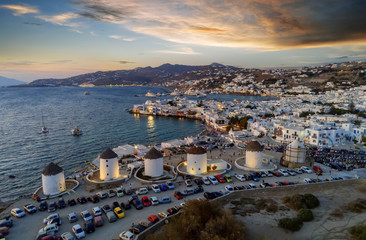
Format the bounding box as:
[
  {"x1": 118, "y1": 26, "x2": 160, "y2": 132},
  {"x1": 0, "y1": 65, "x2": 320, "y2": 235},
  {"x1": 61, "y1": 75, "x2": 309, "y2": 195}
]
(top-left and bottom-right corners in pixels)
[
  {"x1": 116, "y1": 61, "x2": 135, "y2": 64},
  {"x1": 23, "y1": 22, "x2": 42, "y2": 26},
  {"x1": 0, "y1": 4, "x2": 38, "y2": 16},
  {"x1": 156, "y1": 47, "x2": 200, "y2": 55},
  {"x1": 36, "y1": 12, "x2": 80, "y2": 28},
  {"x1": 7, "y1": 60, "x2": 36, "y2": 66},
  {"x1": 74, "y1": 0, "x2": 366, "y2": 49},
  {"x1": 108, "y1": 35, "x2": 136, "y2": 41}
]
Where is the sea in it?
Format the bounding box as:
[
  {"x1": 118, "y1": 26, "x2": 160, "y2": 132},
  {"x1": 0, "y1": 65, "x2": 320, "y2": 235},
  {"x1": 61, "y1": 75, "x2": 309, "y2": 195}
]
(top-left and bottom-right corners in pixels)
[{"x1": 0, "y1": 86, "x2": 275, "y2": 201}]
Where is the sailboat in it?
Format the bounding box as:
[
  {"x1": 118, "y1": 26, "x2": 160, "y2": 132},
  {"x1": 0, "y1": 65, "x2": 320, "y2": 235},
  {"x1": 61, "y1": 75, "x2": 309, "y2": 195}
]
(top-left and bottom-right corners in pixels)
[
  {"x1": 71, "y1": 110, "x2": 82, "y2": 136},
  {"x1": 41, "y1": 112, "x2": 49, "y2": 133}
]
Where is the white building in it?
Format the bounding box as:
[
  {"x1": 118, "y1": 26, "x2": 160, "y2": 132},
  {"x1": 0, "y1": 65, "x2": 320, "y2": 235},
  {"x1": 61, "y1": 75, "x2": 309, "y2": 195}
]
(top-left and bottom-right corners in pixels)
[
  {"x1": 42, "y1": 162, "x2": 66, "y2": 196},
  {"x1": 100, "y1": 148, "x2": 119, "y2": 181},
  {"x1": 187, "y1": 146, "x2": 207, "y2": 175},
  {"x1": 245, "y1": 141, "x2": 264, "y2": 169},
  {"x1": 144, "y1": 147, "x2": 164, "y2": 177}
]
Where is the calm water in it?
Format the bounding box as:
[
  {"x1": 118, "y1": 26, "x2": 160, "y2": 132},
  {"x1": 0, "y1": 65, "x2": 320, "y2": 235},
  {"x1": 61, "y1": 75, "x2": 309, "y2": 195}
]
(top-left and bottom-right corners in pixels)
[{"x1": 0, "y1": 86, "x2": 273, "y2": 201}]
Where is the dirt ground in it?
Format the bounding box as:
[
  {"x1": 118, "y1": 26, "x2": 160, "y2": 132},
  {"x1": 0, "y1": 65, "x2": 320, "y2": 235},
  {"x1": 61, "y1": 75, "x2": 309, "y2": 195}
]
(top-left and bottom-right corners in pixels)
[{"x1": 224, "y1": 179, "x2": 366, "y2": 240}]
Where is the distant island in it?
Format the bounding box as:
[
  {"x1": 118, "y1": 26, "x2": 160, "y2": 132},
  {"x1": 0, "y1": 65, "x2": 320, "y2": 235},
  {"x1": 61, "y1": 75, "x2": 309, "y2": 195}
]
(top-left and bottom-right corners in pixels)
[{"x1": 0, "y1": 76, "x2": 26, "y2": 86}]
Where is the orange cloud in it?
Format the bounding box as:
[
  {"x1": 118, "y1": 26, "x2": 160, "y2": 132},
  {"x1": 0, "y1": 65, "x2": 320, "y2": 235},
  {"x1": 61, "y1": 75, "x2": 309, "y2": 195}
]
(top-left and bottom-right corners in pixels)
[{"x1": 0, "y1": 4, "x2": 38, "y2": 16}]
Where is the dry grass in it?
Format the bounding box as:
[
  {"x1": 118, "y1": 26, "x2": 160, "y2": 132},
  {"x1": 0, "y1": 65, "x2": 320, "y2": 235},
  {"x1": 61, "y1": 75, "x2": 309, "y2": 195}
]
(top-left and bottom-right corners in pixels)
[
  {"x1": 346, "y1": 199, "x2": 366, "y2": 213},
  {"x1": 329, "y1": 208, "x2": 344, "y2": 219},
  {"x1": 355, "y1": 185, "x2": 366, "y2": 193}
]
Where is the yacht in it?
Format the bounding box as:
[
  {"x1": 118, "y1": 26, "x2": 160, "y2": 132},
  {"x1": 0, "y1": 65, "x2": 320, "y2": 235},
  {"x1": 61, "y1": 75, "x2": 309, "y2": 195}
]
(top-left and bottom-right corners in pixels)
[
  {"x1": 71, "y1": 128, "x2": 82, "y2": 136},
  {"x1": 145, "y1": 91, "x2": 156, "y2": 97},
  {"x1": 84, "y1": 91, "x2": 90, "y2": 95},
  {"x1": 41, "y1": 112, "x2": 49, "y2": 133}
]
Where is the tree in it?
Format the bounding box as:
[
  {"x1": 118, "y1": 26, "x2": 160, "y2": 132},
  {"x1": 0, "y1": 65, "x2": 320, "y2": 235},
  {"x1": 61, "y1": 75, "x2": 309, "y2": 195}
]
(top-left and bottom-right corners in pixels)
[
  {"x1": 270, "y1": 106, "x2": 276, "y2": 111},
  {"x1": 349, "y1": 101, "x2": 356, "y2": 113}
]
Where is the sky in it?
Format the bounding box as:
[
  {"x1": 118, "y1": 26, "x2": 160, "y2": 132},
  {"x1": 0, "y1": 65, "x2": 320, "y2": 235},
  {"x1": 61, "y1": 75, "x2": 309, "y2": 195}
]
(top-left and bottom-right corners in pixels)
[{"x1": 0, "y1": 0, "x2": 366, "y2": 82}]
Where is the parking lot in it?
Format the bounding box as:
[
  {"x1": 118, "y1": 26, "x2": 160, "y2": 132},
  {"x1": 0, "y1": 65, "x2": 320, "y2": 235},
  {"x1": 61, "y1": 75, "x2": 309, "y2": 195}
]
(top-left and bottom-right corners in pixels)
[{"x1": 2, "y1": 162, "x2": 358, "y2": 240}]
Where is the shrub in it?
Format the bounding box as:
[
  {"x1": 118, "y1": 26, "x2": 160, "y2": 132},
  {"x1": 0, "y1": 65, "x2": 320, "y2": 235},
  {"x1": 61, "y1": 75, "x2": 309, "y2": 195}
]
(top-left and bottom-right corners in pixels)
[
  {"x1": 278, "y1": 217, "x2": 303, "y2": 231},
  {"x1": 347, "y1": 199, "x2": 366, "y2": 213},
  {"x1": 349, "y1": 224, "x2": 366, "y2": 240},
  {"x1": 282, "y1": 194, "x2": 319, "y2": 210},
  {"x1": 330, "y1": 208, "x2": 344, "y2": 219},
  {"x1": 297, "y1": 209, "x2": 314, "y2": 222},
  {"x1": 303, "y1": 194, "x2": 320, "y2": 209},
  {"x1": 265, "y1": 204, "x2": 278, "y2": 213}
]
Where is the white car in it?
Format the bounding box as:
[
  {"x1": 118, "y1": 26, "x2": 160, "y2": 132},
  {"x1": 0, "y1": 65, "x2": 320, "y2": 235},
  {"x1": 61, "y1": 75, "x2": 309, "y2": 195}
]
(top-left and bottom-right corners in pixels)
[
  {"x1": 304, "y1": 178, "x2": 313, "y2": 183},
  {"x1": 72, "y1": 224, "x2": 85, "y2": 239},
  {"x1": 43, "y1": 213, "x2": 60, "y2": 224},
  {"x1": 287, "y1": 169, "x2": 297, "y2": 176},
  {"x1": 249, "y1": 183, "x2": 257, "y2": 189},
  {"x1": 68, "y1": 212, "x2": 77, "y2": 223},
  {"x1": 208, "y1": 176, "x2": 219, "y2": 185},
  {"x1": 11, "y1": 208, "x2": 25, "y2": 218},
  {"x1": 119, "y1": 230, "x2": 134, "y2": 240},
  {"x1": 61, "y1": 232, "x2": 75, "y2": 240},
  {"x1": 235, "y1": 174, "x2": 246, "y2": 182},
  {"x1": 80, "y1": 210, "x2": 93, "y2": 222},
  {"x1": 294, "y1": 168, "x2": 303, "y2": 174},
  {"x1": 116, "y1": 187, "x2": 125, "y2": 197},
  {"x1": 151, "y1": 196, "x2": 159, "y2": 205},
  {"x1": 265, "y1": 171, "x2": 273, "y2": 177},
  {"x1": 38, "y1": 223, "x2": 59, "y2": 236},
  {"x1": 166, "y1": 181, "x2": 175, "y2": 190},
  {"x1": 96, "y1": 191, "x2": 107, "y2": 199},
  {"x1": 136, "y1": 187, "x2": 148, "y2": 195},
  {"x1": 225, "y1": 185, "x2": 234, "y2": 192},
  {"x1": 151, "y1": 184, "x2": 161, "y2": 193},
  {"x1": 279, "y1": 169, "x2": 289, "y2": 176},
  {"x1": 185, "y1": 179, "x2": 193, "y2": 187},
  {"x1": 92, "y1": 207, "x2": 102, "y2": 216},
  {"x1": 202, "y1": 177, "x2": 211, "y2": 185},
  {"x1": 301, "y1": 166, "x2": 313, "y2": 173}
]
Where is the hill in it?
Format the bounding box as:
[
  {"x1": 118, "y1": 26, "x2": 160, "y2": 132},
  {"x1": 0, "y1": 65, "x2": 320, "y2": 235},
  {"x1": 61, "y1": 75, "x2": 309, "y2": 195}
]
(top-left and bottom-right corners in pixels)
[
  {"x1": 25, "y1": 63, "x2": 238, "y2": 87},
  {"x1": 0, "y1": 76, "x2": 26, "y2": 86}
]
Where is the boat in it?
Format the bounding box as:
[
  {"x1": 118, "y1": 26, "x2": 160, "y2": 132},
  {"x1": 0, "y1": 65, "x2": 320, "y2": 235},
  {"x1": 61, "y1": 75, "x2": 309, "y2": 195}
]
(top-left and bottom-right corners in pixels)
[
  {"x1": 145, "y1": 91, "x2": 156, "y2": 97},
  {"x1": 71, "y1": 110, "x2": 82, "y2": 136},
  {"x1": 8, "y1": 175, "x2": 15, "y2": 179},
  {"x1": 84, "y1": 91, "x2": 90, "y2": 95},
  {"x1": 170, "y1": 90, "x2": 181, "y2": 96},
  {"x1": 41, "y1": 112, "x2": 49, "y2": 133}
]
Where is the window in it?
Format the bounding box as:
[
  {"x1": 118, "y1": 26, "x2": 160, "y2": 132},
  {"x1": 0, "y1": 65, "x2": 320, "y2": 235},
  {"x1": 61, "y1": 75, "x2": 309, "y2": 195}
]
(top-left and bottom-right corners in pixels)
[
  {"x1": 106, "y1": 165, "x2": 108, "y2": 167},
  {"x1": 106, "y1": 160, "x2": 108, "y2": 162},
  {"x1": 107, "y1": 173, "x2": 109, "y2": 176}
]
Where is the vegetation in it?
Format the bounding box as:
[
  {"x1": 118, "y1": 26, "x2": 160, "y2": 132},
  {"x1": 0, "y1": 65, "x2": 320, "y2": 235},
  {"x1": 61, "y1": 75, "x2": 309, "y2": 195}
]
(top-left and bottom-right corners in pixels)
[
  {"x1": 227, "y1": 115, "x2": 253, "y2": 131},
  {"x1": 328, "y1": 106, "x2": 348, "y2": 115},
  {"x1": 297, "y1": 209, "x2": 314, "y2": 222},
  {"x1": 146, "y1": 200, "x2": 247, "y2": 240},
  {"x1": 354, "y1": 120, "x2": 362, "y2": 126},
  {"x1": 330, "y1": 208, "x2": 344, "y2": 219},
  {"x1": 300, "y1": 111, "x2": 315, "y2": 118},
  {"x1": 349, "y1": 224, "x2": 366, "y2": 240},
  {"x1": 282, "y1": 194, "x2": 319, "y2": 210},
  {"x1": 346, "y1": 198, "x2": 366, "y2": 213},
  {"x1": 264, "y1": 113, "x2": 275, "y2": 118},
  {"x1": 278, "y1": 217, "x2": 303, "y2": 232}
]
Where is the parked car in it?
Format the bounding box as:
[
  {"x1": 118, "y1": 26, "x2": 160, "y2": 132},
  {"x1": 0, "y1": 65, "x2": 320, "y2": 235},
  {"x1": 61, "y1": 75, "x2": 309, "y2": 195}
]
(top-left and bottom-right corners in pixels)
[
  {"x1": 185, "y1": 179, "x2": 193, "y2": 187},
  {"x1": 77, "y1": 197, "x2": 87, "y2": 204},
  {"x1": 92, "y1": 207, "x2": 102, "y2": 216},
  {"x1": 235, "y1": 174, "x2": 246, "y2": 182},
  {"x1": 61, "y1": 232, "x2": 75, "y2": 240},
  {"x1": 116, "y1": 187, "x2": 125, "y2": 197},
  {"x1": 313, "y1": 165, "x2": 323, "y2": 173},
  {"x1": 108, "y1": 189, "x2": 116, "y2": 198},
  {"x1": 102, "y1": 205, "x2": 112, "y2": 214},
  {"x1": 11, "y1": 208, "x2": 25, "y2": 218},
  {"x1": 159, "y1": 196, "x2": 171, "y2": 204},
  {"x1": 249, "y1": 183, "x2": 257, "y2": 189},
  {"x1": 83, "y1": 221, "x2": 95, "y2": 234},
  {"x1": 182, "y1": 188, "x2": 194, "y2": 196},
  {"x1": 106, "y1": 211, "x2": 117, "y2": 223},
  {"x1": 72, "y1": 224, "x2": 85, "y2": 239},
  {"x1": 287, "y1": 169, "x2": 297, "y2": 176},
  {"x1": 225, "y1": 185, "x2": 234, "y2": 192},
  {"x1": 44, "y1": 213, "x2": 60, "y2": 224},
  {"x1": 0, "y1": 216, "x2": 13, "y2": 228},
  {"x1": 112, "y1": 201, "x2": 121, "y2": 210},
  {"x1": 80, "y1": 210, "x2": 93, "y2": 222},
  {"x1": 68, "y1": 212, "x2": 77, "y2": 223},
  {"x1": 167, "y1": 207, "x2": 178, "y2": 215},
  {"x1": 224, "y1": 174, "x2": 233, "y2": 183},
  {"x1": 131, "y1": 199, "x2": 144, "y2": 210},
  {"x1": 174, "y1": 191, "x2": 184, "y2": 200},
  {"x1": 96, "y1": 192, "x2": 107, "y2": 199},
  {"x1": 114, "y1": 207, "x2": 125, "y2": 219},
  {"x1": 0, "y1": 227, "x2": 8, "y2": 236},
  {"x1": 159, "y1": 184, "x2": 168, "y2": 191},
  {"x1": 278, "y1": 169, "x2": 289, "y2": 177},
  {"x1": 119, "y1": 231, "x2": 134, "y2": 240},
  {"x1": 194, "y1": 185, "x2": 204, "y2": 193},
  {"x1": 250, "y1": 174, "x2": 260, "y2": 182},
  {"x1": 208, "y1": 176, "x2": 219, "y2": 185},
  {"x1": 67, "y1": 199, "x2": 76, "y2": 206},
  {"x1": 136, "y1": 187, "x2": 149, "y2": 195},
  {"x1": 94, "y1": 215, "x2": 103, "y2": 227},
  {"x1": 265, "y1": 171, "x2": 274, "y2": 177},
  {"x1": 87, "y1": 195, "x2": 99, "y2": 203},
  {"x1": 194, "y1": 178, "x2": 204, "y2": 185},
  {"x1": 215, "y1": 174, "x2": 225, "y2": 183},
  {"x1": 272, "y1": 171, "x2": 282, "y2": 177},
  {"x1": 202, "y1": 177, "x2": 211, "y2": 185},
  {"x1": 158, "y1": 212, "x2": 169, "y2": 218},
  {"x1": 301, "y1": 166, "x2": 313, "y2": 173},
  {"x1": 130, "y1": 225, "x2": 145, "y2": 234},
  {"x1": 39, "y1": 201, "x2": 48, "y2": 211},
  {"x1": 24, "y1": 204, "x2": 37, "y2": 214},
  {"x1": 40, "y1": 235, "x2": 61, "y2": 240},
  {"x1": 48, "y1": 202, "x2": 58, "y2": 212},
  {"x1": 58, "y1": 198, "x2": 66, "y2": 209},
  {"x1": 121, "y1": 202, "x2": 131, "y2": 210},
  {"x1": 151, "y1": 184, "x2": 161, "y2": 193},
  {"x1": 38, "y1": 223, "x2": 59, "y2": 238},
  {"x1": 294, "y1": 168, "x2": 303, "y2": 174},
  {"x1": 166, "y1": 181, "x2": 175, "y2": 189},
  {"x1": 150, "y1": 196, "x2": 159, "y2": 205},
  {"x1": 304, "y1": 178, "x2": 313, "y2": 183}
]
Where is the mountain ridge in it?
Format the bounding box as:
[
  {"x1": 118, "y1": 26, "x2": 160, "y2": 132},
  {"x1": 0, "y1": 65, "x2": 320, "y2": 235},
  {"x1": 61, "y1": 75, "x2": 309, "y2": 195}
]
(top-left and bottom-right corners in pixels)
[{"x1": 0, "y1": 76, "x2": 26, "y2": 86}]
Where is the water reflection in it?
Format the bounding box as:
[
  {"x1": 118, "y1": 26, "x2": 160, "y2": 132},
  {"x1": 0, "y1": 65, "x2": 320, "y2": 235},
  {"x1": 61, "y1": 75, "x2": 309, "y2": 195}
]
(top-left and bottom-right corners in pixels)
[{"x1": 147, "y1": 115, "x2": 155, "y2": 132}]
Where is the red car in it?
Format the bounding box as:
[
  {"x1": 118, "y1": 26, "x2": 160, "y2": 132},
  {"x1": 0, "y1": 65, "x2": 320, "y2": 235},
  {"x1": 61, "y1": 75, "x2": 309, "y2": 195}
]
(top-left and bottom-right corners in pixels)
[
  {"x1": 313, "y1": 165, "x2": 323, "y2": 173},
  {"x1": 141, "y1": 196, "x2": 151, "y2": 207},
  {"x1": 147, "y1": 215, "x2": 159, "y2": 224},
  {"x1": 174, "y1": 191, "x2": 183, "y2": 200},
  {"x1": 215, "y1": 174, "x2": 225, "y2": 183}
]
